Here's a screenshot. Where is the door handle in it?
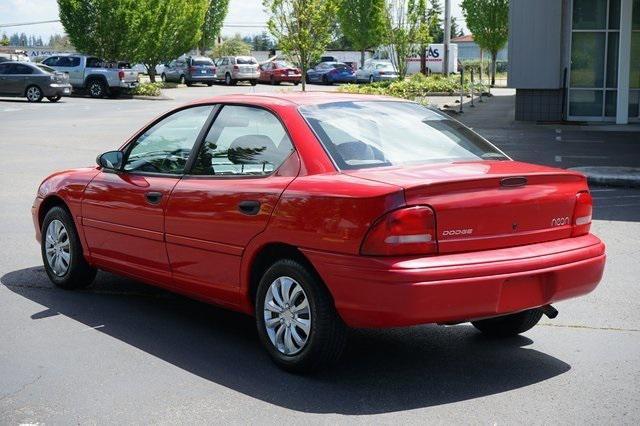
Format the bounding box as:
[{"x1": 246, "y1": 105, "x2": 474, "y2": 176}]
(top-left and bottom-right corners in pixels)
[
  {"x1": 238, "y1": 200, "x2": 261, "y2": 215},
  {"x1": 145, "y1": 191, "x2": 163, "y2": 205}
]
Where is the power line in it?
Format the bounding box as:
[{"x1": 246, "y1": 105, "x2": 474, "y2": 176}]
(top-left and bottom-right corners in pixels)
[{"x1": 0, "y1": 18, "x2": 268, "y2": 29}]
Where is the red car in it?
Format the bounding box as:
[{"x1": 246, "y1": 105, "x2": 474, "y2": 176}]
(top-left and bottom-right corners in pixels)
[
  {"x1": 32, "y1": 93, "x2": 605, "y2": 372},
  {"x1": 258, "y1": 60, "x2": 302, "y2": 85}
]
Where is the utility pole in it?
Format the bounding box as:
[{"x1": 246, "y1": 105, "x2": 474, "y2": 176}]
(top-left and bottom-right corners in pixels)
[{"x1": 443, "y1": 0, "x2": 451, "y2": 75}]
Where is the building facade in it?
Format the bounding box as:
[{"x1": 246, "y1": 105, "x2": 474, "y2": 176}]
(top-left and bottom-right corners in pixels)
[
  {"x1": 509, "y1": 0, "x2": 639, "y2": 124},
  {"x1": 452, "y1": 35, "x2": 508, "y2": 61}
]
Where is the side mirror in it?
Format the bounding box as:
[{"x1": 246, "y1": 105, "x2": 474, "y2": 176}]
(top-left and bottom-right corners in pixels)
[{"x1": 97, "y1": 150, "x2": 123, "y2": 170}]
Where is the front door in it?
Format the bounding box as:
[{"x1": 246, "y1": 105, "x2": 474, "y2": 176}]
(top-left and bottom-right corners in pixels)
[
  {"x1": 82, "y1": 104, "x2": 215, "y2": 285},
  {"x1": 165, "y1": 104, "x2": 299, "y2": 305}
]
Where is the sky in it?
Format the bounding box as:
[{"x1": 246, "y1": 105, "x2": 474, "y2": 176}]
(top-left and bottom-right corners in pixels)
[{"x1": 0, "y1": 0, "x2": 467, "y2": 41}]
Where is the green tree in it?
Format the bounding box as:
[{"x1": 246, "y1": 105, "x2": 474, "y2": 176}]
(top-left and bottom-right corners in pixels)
[
  {"x1": 337, "y1": 0, "x2": 387, "y2": 67},
  {"x1": 461, "y1": 0, "x2": 508, "y2": 86},
  {"x1": 57, "y1": 0, "x2": 132, "y2": 60},
  {"x1": 212, "y1": 34, "x2": 252, "y2": 57},
  {"x1": 199, "y1": 0, "x2": 230, "y2": 53},
  {"x1": 264, "y1": 0, "x2": 338, "y2": 91},
  {"x1": 128, "y1": 0, "x2": 208, "y2": 81},
  {"x1": 409, "y1": 0, "x2": 434, "y2": 75},
  {"x1": 252, "y1": 31, "x2": 274, "y2": 51},
  {"x1": 387, "y1": 0, "x2": 424, "y2": 79},
  {"x1": 0, "y1": 33, "x2": 9, "y2": 46},
  {"x1": 427, "y1": 0, "x2": 443, "y2": 42}
]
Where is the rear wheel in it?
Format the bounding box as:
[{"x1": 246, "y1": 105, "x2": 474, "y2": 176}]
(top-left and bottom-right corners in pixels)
[
  {"x1": 179, "y1": 75, "x2": 186, "y2": 85},
  {"x1": 322, "y1": 75, "x2": 330, "y2": 85},
  {"x1": 88, "y1": 79, "x2": 106, "y2": 98},
  {"x1": 206, "y1": 82, "x2": 213, "y2": 86},
  {"x1": 41, "y1": 206, "x2": 97, "y2": 290},
  {"x1": 471, "y1": 309, "x2": 543, "y2": 337},
  {"x1": 255, "y1": 259, "x2": 347, "y2": 373},
  {"x1": 250, "y1": 79, "x2": 257, "y2": 86},
  {"x1": 161, "y1": 73, "x2": 167, "y2": 82},
  {"x1": 25, "y1": 85, "x2": 43, "y2": 102},
  {"x1": 47, "y1": 95, "x2": 61, "y2": 102}
]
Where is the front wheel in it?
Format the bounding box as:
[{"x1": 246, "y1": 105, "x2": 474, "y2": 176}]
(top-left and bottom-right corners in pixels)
[
  {"x1": 41, "y1": 206, "x2": 97, "y2": 290},
  {"x1": 47, "y1": 95, "x2": 61, "y2": 102},
  {"x1": 255, "y1": 259, "x2": 347, "y2": 373},
  {"x1": 471, "y1": 309, "x2": 543, "y2": 337}
]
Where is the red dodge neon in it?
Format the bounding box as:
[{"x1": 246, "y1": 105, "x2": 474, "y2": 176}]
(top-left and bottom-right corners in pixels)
[{"x1": 32, "y1": 93, "x2": 606, "y2": 372}]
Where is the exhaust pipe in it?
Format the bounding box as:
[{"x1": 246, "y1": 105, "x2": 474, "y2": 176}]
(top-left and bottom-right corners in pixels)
[{"x1": 541, "y1": 304, "x2": 558, "y2": 319}]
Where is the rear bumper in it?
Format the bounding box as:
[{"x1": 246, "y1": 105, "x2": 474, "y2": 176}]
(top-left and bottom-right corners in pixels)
[
  {"x1": 232, "y1": 72, "x2": 260, "y2": 80},
  {"x1": 302, "y1": 234, "x2": 606, "y2": 328},
  {"x1": 118, "y1": 81, "x2": 138, "y2": 89},
  {"x1": 187, "y1": 74, "x2": 215, "y2": 82}
]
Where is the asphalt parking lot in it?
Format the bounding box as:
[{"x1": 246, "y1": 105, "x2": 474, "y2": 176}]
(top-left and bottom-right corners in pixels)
[{"x1": 1, "y1": 85, "x2": 639, "y2": 424}]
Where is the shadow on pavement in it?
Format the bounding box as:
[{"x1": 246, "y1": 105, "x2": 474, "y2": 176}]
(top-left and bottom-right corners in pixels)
[{"x1": 1, "y1": 266, "x2": 571, "y2": 415}]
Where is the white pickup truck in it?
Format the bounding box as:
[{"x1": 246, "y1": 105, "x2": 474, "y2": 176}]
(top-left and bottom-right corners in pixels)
[{"x1": 41, "y1": 54, "x2": 138, "y2": 98}]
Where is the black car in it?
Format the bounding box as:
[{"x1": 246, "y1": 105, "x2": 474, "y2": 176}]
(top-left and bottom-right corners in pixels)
[{"x1": 0, "y1": 61, "x2": 72, "y2": 102}]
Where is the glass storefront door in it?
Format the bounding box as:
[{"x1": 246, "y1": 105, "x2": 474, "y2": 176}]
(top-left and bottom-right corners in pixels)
[{"x1": 568, "y1": 0, "x2": 620, "y2": 120}]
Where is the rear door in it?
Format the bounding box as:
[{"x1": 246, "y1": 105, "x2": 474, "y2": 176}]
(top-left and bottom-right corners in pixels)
[
  {"x1": 82, "y1": 104, "x2": 216, "y2": 285},
  {"x1": 165, "y1": 104, "x2": 299, "y2": 303},
  {"x1": 0, "y1": 63, "x2": 21, "y2": 94}
]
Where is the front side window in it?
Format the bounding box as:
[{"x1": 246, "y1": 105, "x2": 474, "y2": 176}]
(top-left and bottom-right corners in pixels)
[
  {"x1": 124, "y1": 105, "x2": 214, "y2": 174},
  {"x1": 191, "y1": 105, "x2": 293, "y2": 176},
  {"x1": 42, "y1": 56, "x2": 59, "y2": 66},
  {"x1": 300, "y1": 101, "x2": 507, "y2": 170}
]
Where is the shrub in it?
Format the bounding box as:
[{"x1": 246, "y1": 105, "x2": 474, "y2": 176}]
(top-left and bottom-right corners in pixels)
[
  {"x1": 131, "y1": 82, "x2": 162, "y2": 96},
  {"x1": 338, "y1": 73, "x2": 486, "y2": 100},
  {"x1": 461, "y1": 59, "x2": 508, "y2": 75}
]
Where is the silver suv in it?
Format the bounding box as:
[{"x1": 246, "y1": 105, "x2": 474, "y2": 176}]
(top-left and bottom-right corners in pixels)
[{"x1": 214, "y1": 56, "x2": 259, "y2": 86}]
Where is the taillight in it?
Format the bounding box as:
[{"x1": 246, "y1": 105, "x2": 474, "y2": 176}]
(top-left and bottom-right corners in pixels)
[
  {"x1": 188, "y1": 66, "x2": 196, "y2": 73},
  {"x1": 118, "y1": 70, "x2": 125, "y2": 80},
  {"x1": 572, "y1": 191, "x2": 593, "y2": 237},
  {"x1": 361, "y1": 206, "x2": 438, "y2": 256},
  {"x1": 233, "y1": 65, "x2": 239, "y2": 71}
]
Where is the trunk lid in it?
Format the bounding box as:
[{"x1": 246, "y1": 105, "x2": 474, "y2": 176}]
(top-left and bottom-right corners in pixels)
[
  {"x1": 347, "y1": 161, "x2": 587, "y2": 253},
  {"x1": 119, "y1": 69, "x2": 138, "y2": 83}
]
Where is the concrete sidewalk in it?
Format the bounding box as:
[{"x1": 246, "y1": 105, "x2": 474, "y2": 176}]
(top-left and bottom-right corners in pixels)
[{"x1": 430, "y1": 88, "x2": 640, "y2": 187}]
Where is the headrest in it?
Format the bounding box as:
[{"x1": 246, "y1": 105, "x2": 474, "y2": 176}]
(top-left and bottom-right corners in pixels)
[{"x1": 228, "y1": 135, "x2": 279, "y2": 165}]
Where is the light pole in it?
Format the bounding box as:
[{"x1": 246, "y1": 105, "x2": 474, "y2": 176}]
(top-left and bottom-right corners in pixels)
[{"x1": 443, "y1": 0, "x2": 451, "y2": 75}]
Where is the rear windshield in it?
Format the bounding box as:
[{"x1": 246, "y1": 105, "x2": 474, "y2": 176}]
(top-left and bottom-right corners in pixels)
[
  {"x1": 300, "y1": 101, "x2": 508, "y2": 170},
  {"x1": 275, "y1": 60, "x2": 295, "y2": 68},
  {"x1": 332, "y1": 63, "x2": 348, "y2": 69},
  {"x1": 192, "y1": 58, "x2": 213, "y2": 66},
  {"x1": 36, "y1": 64, "x2": 55, "y2": 73},
  {"x1": 375, "y1": 63, "x2": 394, "y2": 70},
  {"x1": 236, "y1": 57, "x2": 257, "y2": 65}
]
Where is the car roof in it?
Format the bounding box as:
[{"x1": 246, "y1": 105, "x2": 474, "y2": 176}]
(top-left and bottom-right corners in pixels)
[{"x1": 187, "y1": 92, "x2": 406, "y2": 107}]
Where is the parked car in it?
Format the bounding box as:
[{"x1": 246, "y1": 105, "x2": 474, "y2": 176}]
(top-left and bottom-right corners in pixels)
[
  {"x1": 214, "y1": 56, "x2": 259, "y2": 86},
  {"x1": 0, "y1": 61, "x2": 71, "y2": 102},
  {"x1": 161, "y1": 56, "x2": 216, "y2": 86},
  {"x1": 355, "y1": 60, "x2": 399, "y2": 83},
  {"x1": 32, "y1": 93, "x2": 605, "y2": 373},
  {"x1": 41, "y1": 54, "x2": 138, "y2": 98},
  {"x1": 258, "y1": 60, "x2": 301, "y2": 85},
  {"x1": 305, "y1": 62, "x2": 356, "y2": 85}
]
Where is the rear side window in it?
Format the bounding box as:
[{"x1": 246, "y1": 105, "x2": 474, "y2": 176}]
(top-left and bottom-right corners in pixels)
[
  {"x1": 86, "y1": 57, "x2": 102, "y2": 67},
  {"x1": 7, "y1": 64, "x2": 33, "y2": 75},
  {"x1": 191, "y1": 105, "x2": 293, "y2": 176},
  {"x1": 57, "y1": 56, "x2": 81, "y2": 67}
]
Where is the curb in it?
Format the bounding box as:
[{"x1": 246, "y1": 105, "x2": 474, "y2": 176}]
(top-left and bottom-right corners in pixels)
[{"x1": 569, "y1": 166, "x2": 640, "y2": 188}]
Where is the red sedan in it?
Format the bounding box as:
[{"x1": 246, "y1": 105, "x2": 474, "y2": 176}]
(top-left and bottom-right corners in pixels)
[
  {"x1": 32, "y1": 93, "x2": 605, "y2": 372},
  {"x1": 258, "y1": 60, "x2": 302, "y2": 85}
]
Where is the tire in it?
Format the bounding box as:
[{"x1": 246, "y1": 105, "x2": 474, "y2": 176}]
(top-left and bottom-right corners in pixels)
[
  {"x1": 47, "y1": 95, "x2": 61, "y2": 102},
  {"x1": 179, "y1": 75, "x2": 186, "y2": 85},
  {"x1": 225, "y1": 73, "x2": 236, "y2": 86},
  {"x1": 294, "y1": 81, "x2": 299, "y2": 86},
  {"x1": 250, "y1": 79, "x2": 257, "y2": 86},
  {"x1": 305, "y1": 75, "x2": 311, "y2": 84},
  {"x1": 270, "y1": 76, "x2": 275, "y2": 85},
  {"x1": 207, "y1": 82, "x2": 213, "y2": 86},
  {"x1": 255, "y1": 259, "x2": 347, "y2": 373},
  {"x1": 88, "y1": 79, "x2": 106, "y2": 98},
  {"x1": 25, "y1": 85, "x2": 43, "y2": 102},
  {"x1": 186, "y1": 81, "x2": 194, "y2": 87},
  {"x1": 161, "y1": 73, "x2": 166, "y2": 82},
  {"x1": 471, "y1": 309, "x2": 543, "y2": 337},
  {"x1": 41, "y1": 206, "x2": 97, "y2": 290},
  {"x1": 322, "y1": 75, "x2": 330, "y2": 85}
]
